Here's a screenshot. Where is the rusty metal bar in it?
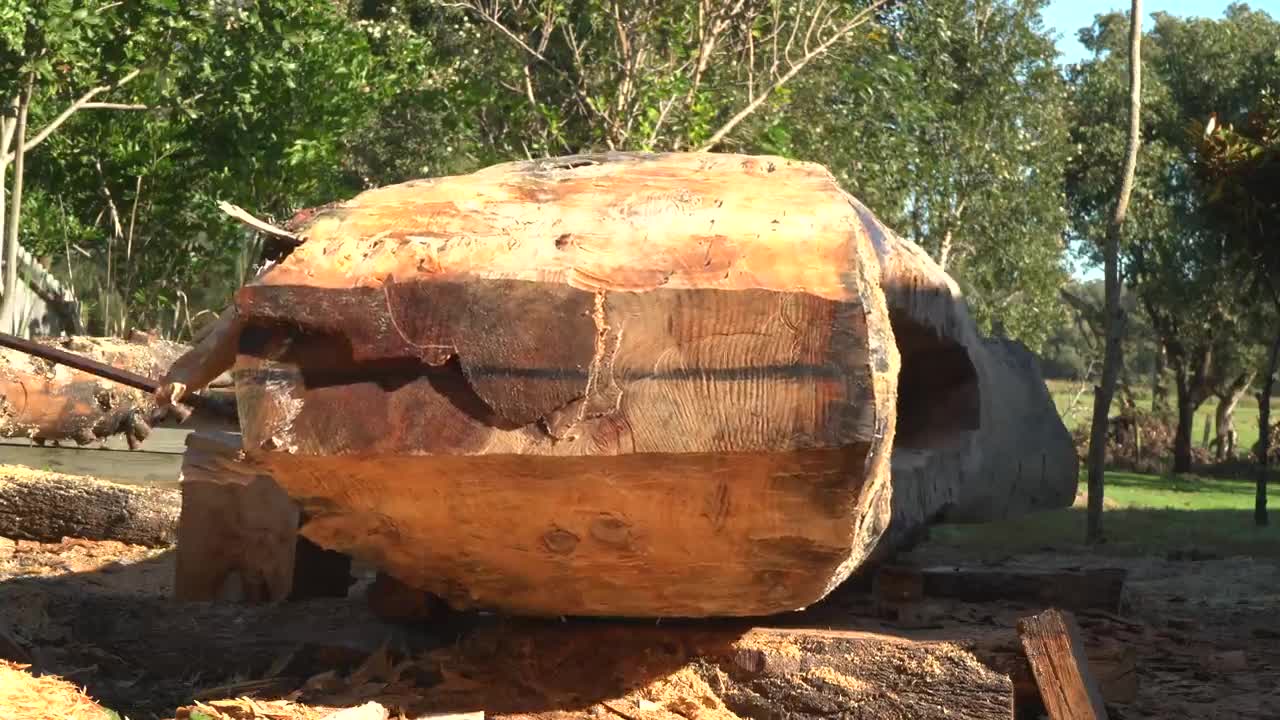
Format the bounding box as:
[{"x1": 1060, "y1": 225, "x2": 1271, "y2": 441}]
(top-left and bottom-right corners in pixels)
[{"x1": 0, "y1": 331, "x2": 233, "y2": 420}]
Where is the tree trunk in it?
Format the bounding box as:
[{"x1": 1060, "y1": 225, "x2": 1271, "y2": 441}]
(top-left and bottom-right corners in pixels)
[
  {"x1": 0, "y1": 465, "x2": 178, "y2": 546},
  {"x1": 1152, "y1": 345, "x2": 1168, "y2": 413},
  {"x1": 1256, "y1": 331, "x2": 1280, "y2": 526},
  {"x1": 0, "y1": 335, "x2": 190, "y2": 447},
  {"x1": 1086, "y1": 0, "x2": 1143, "y2": 543},
  {"x1": 1173, "y1": 376, "x2": 1198, "y2": 474},
  {"x1": 1213, "y1": 371, "x2": 1253, "y2": 461},
  {"x1": 0, "y1": 77, "x2": 32, "y2": 324}
]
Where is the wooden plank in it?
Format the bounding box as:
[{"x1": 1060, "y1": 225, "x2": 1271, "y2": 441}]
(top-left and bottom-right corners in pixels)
[
  {"x1": 916, "y1": 565, "x2": 1127, "y2": 612},
  {"x1": 0, "y1": 426, "x2": 192, "y2": 454},
  {"x1": 0, "y1": 443, "x2": 183, "y2": 488},
  {"x1": 974, "y1": 629, "x2": 1137, "y2": 714},
  {"x1": 1017, "y1": 609, "x2": 1109, "y2": 720}
]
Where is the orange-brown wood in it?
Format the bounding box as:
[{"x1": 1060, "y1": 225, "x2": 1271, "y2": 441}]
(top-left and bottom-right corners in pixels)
[
  {"x1": 0, "y1": 335, "x2": 187, "y2": 447},
  {"x1": 174, "y1": 431, "x2": 352, "y2": 603},
  {"x1": 158, "y1": 151, "x2": 1076, "y2": 618},
  {"x1": 230, "y1": 152, "x2": 898, "y2": 618}
]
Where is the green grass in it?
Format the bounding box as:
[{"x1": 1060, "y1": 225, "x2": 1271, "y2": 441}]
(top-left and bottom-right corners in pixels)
[
  {"x1": 928, "y1": 470, "x2": 1280, "y2": 558},
  {"x1": 1046, "y1": 378, "x2": 1278, "y2": 452}
]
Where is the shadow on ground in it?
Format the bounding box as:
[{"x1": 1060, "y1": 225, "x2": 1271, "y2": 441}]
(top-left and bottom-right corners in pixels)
[
  {"x1": 0, "y1": 538, "x2": 1037, "y2": 720},
  {"x1": 0, "y1": 546, "x2": 913, "y2": 719}
]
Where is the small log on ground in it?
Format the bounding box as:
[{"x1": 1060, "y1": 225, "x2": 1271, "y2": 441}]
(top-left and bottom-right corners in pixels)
[
  {"x1": 160, "y1": 621, "x2": 1016, "y2": 720},
  {"x1": 1017, "y1": 609, "x2": 1109, "y2": 720},
  {"x1": 215, "y1": 151, "x2": 1076, "y2": 619},
  {"x1": 880, "y1": 565, "x2": 1127, "y2": 613},
  {"x1": 175, "y1": 431, "x2": 351, "y2": 602},
  {"x1": 0, "y1": 464, "x2": 177, "y2": 546}
]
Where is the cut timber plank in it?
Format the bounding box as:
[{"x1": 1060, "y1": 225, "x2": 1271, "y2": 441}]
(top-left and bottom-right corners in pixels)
[
  {"x1": 975, "y1": 631, "x2": 1136, "y2": 714},
  {"x1": 174, "y1": 431, "x2": 351, "y2": 602},
  {"x1": 1017, "y1": 609, "x2": 1109, "y2": 720},
  {"x1": 0, "y1": 463, "x2": 177, "y2": 546},
  {"x1": 914, "y1": 565, "x2": 1127, "y2": 612}
]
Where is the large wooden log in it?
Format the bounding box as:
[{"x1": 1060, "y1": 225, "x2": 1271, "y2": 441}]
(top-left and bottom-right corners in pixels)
[{"x1": 200, "y1": 152, "x2": 1073, "y2": 618}]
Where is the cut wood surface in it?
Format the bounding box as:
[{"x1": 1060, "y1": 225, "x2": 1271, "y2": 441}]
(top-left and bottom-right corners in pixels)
[
  {"x1": 233, "y1": 152, "x2": 900, "y2": 618},
  {"x1": 175, "y1": 431, "x2": 298, "y2": 602},
  {"x1": 163, "y1": 618, "x2": 1018, "y2": 720},
  {"x1": 164, "y1": 151, "x2": 1076, "y2": 618},
  {"x1": 1018, "y1": 609, "x2": 1109, "y2": 720},
  {"x1": 357, "y1": 623, "x2": 1018, "y2": 720},
  {"x1": 0, "y1": 463, "x2": 177, "y2": 546}
]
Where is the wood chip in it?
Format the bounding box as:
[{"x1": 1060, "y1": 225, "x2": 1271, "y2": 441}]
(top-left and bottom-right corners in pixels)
[
  {"x1": 319, "y1": 702, "x2": 390, "y2": 720},
  {"x1": 1017, "y1": 609, "x2": 1109, "y2": 720}
]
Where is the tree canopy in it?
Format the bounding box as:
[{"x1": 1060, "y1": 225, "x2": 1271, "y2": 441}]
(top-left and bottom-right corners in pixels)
[{"x1": 1065, "y1": 2, "x2": 1280, "y2": 472}]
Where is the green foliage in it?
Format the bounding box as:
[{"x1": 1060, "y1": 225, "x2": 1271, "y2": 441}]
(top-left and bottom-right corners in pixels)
[
  {"x1": 786, "y1": 0, "x2": 1072, "y2": 351},
  {"x1": 10, "y1": 0, "x2": 1077, "y2": 348},
  {"x1": 1191, "y1": 89, "x2": 1280, "y2": 300},
  {"x1": 14, "y1": 0, "x2": 438, "y2": 335},
  {"x1": 1066, "y1": 4, "x2": 1280, "y2": 401}
]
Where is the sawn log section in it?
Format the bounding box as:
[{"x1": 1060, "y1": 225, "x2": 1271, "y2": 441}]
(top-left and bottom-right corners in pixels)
[{"x1": 220, "y1": 151, "x2": 1076, "y2": 618}]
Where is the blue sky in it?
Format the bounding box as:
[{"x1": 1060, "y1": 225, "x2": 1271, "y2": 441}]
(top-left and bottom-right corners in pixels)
[{"x1": 1042, "y1": 0, "x2": 1280, "y2": 65}]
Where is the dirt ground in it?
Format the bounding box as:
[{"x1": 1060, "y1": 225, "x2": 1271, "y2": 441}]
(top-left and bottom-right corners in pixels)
[{"x1": 1, "y1": 535, "x2": 1278, "y2": 720}]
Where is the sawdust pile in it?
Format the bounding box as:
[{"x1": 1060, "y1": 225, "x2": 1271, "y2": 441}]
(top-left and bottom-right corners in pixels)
[
  {"x1": 0, "y1": 660, "x2": 113, "y2": 720},
  {"x1": 175, "y1": 697, "x2": 339, "y2": 720}
]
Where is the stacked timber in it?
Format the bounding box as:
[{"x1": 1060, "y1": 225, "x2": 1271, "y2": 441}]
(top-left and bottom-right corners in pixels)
[
  {"x1": 0, "y1": 334, "x2": 188, "y2": 447},
  {"x1": 175, "y1": 151, "x2": 1075, "y2": 618}
]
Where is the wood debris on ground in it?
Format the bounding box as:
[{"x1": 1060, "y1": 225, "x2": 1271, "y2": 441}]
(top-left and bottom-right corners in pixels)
[
  {"x1": 0, "y1": 659, "x2": 118, "y2": 720},
  {"x1": 3, "y1": 537, "x2": 1278, "y2": 719}
]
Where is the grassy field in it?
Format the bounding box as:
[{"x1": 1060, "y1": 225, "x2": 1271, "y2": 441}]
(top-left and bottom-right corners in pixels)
[
  {"x1": 929, "y1": 470, "x2": 1280, "y2": 558},
  {"x1": 1046, "y1": 378, "x2": 1279, "y2": 452},
  {"x1": 925, "y1": 378, "x2": 1280, "y2": 559}
]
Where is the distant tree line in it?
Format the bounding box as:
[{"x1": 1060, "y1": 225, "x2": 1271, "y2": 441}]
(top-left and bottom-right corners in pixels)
[{"x1": 1, "y1": 1, "x2": 1278, "y2": 484}]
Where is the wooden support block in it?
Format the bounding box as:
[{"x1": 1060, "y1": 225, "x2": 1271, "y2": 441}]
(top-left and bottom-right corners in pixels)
[
  {"x1": 1017, "y1": 609, "x2": 1109, "y2": 720},
  {"x1": 366, "y1": 572, "x2": 450, "y2": 623},
  {"x1": 874, "y1": 565, "x2": 926, "y2": 604},
  {"x1": 175, "y1": 431, "x2": 352, "y2": 602},
  {"x1": 918, "y1": 565, "x2": 1127, "y2": 612}
]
